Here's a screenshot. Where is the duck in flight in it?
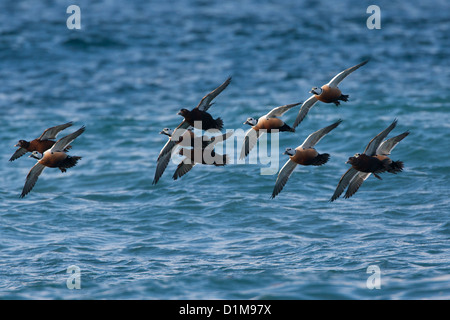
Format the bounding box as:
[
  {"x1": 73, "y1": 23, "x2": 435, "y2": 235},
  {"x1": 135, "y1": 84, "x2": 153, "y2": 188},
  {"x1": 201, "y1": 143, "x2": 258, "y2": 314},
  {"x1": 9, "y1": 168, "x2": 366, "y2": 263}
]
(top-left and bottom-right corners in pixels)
[
  {"x1": 330, "y1": 119, "x2": 409, "y2": 201},
  {"x1": 10, "y1": 122, "x2": 73, "y2": 162},
  {"x1": 20, "y1": 126, "x2": 85, "y2": 198},
  {"x1": 293, "y1": 60, "x2": 369, "y2": 129},
  {"x1": 153, "y1": 127, "x2": 211, "y2": 185},
  {"x1": 173, "y1": 131, "x2": 234, "y2": 180},
  {"x1": 155, "y1": 77, "x2": 232, "y2": 183},
  {"x1": 271, "y1": 120, "x2": 342, "y2": 199},
  {"x1": 240, "y1": 102, "x2": 300, "y2": 160}
]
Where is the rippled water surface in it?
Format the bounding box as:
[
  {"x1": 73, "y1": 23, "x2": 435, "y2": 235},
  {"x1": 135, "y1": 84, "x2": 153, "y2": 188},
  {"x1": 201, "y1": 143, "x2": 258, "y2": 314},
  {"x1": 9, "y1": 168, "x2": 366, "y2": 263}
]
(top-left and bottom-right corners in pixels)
[{"x1": 0, "y1": 0, "x2": 449, "y2": 299}]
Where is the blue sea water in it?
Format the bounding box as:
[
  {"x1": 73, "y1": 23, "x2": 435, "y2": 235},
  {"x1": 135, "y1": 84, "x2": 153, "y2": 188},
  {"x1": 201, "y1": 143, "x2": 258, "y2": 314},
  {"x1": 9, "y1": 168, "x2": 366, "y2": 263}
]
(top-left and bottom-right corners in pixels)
[{"x1": 0, "y1": 0, "x2": 449, "y2": 300}]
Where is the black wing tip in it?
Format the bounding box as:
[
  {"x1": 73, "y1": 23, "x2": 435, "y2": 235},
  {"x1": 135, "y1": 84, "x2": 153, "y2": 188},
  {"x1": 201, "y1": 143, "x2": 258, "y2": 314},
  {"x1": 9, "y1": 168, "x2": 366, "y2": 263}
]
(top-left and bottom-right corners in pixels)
[
  {"x1": 328, "y1": 119, "x2": 343, "y2": 130},
  {"x1": 361, "y1": 58, "x2": 370, "y2": 65}
]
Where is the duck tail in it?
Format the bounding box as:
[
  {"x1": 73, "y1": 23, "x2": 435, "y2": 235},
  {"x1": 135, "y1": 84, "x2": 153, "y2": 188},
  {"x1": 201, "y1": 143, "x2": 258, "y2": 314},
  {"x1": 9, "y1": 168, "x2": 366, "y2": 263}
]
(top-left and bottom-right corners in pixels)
[
  {"x1": 311, "y1": 153, "x2": 330, "y2": 166},
  {"x1": 388, "y1": 160, "x2": 404, "y2": 174},
  {"x1": 59, "y1": 156, "x2": 82, "y2": 172},
  {"x1": 339, "y1": 94, "x2": 349, "y2": 102},
  {"x1": 215, "y1": 117, "x2": 224, "y2": 130}
]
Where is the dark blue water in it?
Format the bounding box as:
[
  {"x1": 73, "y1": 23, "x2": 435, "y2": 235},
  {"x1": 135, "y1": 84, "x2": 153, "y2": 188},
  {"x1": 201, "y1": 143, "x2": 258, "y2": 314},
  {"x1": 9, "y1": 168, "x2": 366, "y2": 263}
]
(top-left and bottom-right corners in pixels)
[{"x1": 1, "y1": 0, "x2": 449, "y2": 299}]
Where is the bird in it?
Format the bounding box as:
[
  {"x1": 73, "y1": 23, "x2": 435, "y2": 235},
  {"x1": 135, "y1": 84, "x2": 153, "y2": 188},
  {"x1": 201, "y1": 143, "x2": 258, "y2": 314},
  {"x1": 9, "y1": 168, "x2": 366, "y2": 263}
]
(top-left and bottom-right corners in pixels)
[
  {"x1": 271, "y1": 120, "x2": 342, "y2": 199},
  {"x1": 173, "y1": 131, "x2": 234, "y2": 180},
  {"x1": 330, "y1": 119, "x2": 409, "y2": 202},
  {"x1": 155, "y1": 77, "x2": 231, "y2": 181},
  {"x1": 175, "y1": 77, "x2": 232, "y2": 132},
  {"x1": 293, "y1": 60, "x2": 369, "y2": 129},
  {"x1": 9, "y1": 122, "x2": 73, "y2": 161},
  {"x1": 177, "y1": 108, "x2": 223, "y2": 131},
  {"x1": 20, "y1": 126, "x2": 85, "y2": 198},
  {"x1": 153, "y1": 127, "x2": 210, "y2": 185},
  {"x1": 240, "y1": 102, "x2": 301, "y2": 160}
]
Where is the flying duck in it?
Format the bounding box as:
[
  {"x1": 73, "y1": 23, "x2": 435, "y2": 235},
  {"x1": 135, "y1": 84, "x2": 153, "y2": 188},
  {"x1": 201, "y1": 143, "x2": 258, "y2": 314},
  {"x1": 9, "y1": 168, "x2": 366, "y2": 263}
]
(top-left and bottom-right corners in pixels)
[
  {"x1": 177, "y1": 108, "x2": 223, "y2": 131},
  {"x1": 10, "y1": 122, "x2": 73, "y2": 161},
  {"x1": 153, "y1": 127, "x2": 210, "y2": 185},
  {"x1": 271, "y1": 120, "x2": 342, "y2": 199},
  {"x1": 176, "y1": 77, "x2": 232, "y2": 131},
  {"x1": 240, "y1": 102, "x2": 300, "y2": 160},
  {"x1": 330, "y1": 119, "x2": 409, "y2": 201},
  {"x1": 173, "y1": 131, "x2": 234, "y2": 180},
  {"x1": 156, "y1": 77, "x2": 231, "y2": 165},
  {"x1": 293, "y1": 60, "x2": 369, "y2": 128},
  {"x1": 20, "y1": 126, "x2": 85, "y2": 198}
]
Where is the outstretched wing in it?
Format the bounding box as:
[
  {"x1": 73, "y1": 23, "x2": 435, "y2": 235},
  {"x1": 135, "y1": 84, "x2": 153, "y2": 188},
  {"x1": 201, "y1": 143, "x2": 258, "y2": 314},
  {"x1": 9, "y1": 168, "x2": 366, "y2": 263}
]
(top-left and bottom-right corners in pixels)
[
  {"x1": 38, "y1": 122, "x2": 73, "y2": 140},
  {"x1": 363, "y1": 119, "x2": 397, "y2": 156},
  {"x1": 344, "y1": 172, "x2": 371, "y2": 199},
  {"x1": 51, "y1": 126, "x2": 85, "y2": 152},
  {"x1": 327, "y1": 60, "x2": 369, "y2": 88},
  {"x1": 20, "y1": 162, "x2": 46, "y2": 198},
  {"x1": 153, "y1": 150, "x2": 173, "y2": 185},
  {"x1": 300, "y1": 119, "x2": 342, "y2": 149},
  {"x1": 156, "y1": 124, "x2": 191, "y2": 161},
  {"x1": 330, "y1": 167, "x2": 359, "y2": 202},
  {"x1": 9, "y1": 147, "x2": 29, "y2": 162},
  {"x1": 239, "y1": 128, "x2": 262, "y2": 160},
  {"x1": 292, "y1": 95, "x2": 318, "y2": 129},
  {"x1": 265, "y1": 102, "x2": 301, "y2": 118},
  {"x1": 271, "y1": 159, "x2": 298, "y2": 199},
  {"x1": 195, "y1": 76, "x2": 232, "y2": 112},
  {"x1": 376, "y1": 131, "x2": 409, "y2": 156},
  {"x1": 158, "y1": 77, "x2": 231, "y2": 161},
  {"x1": 173, "y1": 160, "x2": 196, "y2": 180}
]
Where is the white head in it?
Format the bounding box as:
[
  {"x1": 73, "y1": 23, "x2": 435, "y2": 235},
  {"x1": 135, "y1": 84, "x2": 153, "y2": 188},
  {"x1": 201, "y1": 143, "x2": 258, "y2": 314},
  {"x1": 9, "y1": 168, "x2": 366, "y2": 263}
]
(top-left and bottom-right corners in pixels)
[
  {"x1": 283, "y1": 148, "x2": 296, "y2": 156},
  {"x1": 160, "y1": 128, "x2": 174, "y2": 136},
  {"x1": 244, "y1": 117, "x2": 258, "y2": 126},
  {"x1": 29, "y1": 151, "x2": 43, "y2": 160},
  {"x1": 310, "y1": 87, "x2": 323, "y2": 95}
]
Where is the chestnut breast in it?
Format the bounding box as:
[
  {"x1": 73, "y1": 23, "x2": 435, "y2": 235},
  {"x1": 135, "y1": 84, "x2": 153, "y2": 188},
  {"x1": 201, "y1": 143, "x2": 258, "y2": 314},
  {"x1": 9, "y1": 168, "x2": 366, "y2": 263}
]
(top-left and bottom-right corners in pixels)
[
  {"x1": 291, "y1": 147, "x2": 319, "y2": 165},
  {"x1": 315, "y1": 85, "x2": 342, "y2": 103},
  {"x1": 253, "y1": 117, "x2": 284, "y2": 131},
  {"x1": 39, "y1": 151, "x2": 68, "y2": 168},
  {"x1": 374, "y1": 155, "x2": 391, "y2": 162},
  {"x1": 28, "y1": 139, "x2": 55, "y2": 154}
]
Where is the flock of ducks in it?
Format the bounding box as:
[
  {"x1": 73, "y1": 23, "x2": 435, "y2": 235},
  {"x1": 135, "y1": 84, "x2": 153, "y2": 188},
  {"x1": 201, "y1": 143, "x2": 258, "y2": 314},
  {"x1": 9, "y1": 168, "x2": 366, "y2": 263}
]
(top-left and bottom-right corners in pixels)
[{"x1": 10, "y1": 59, "x2": 409, "y2": 201}]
